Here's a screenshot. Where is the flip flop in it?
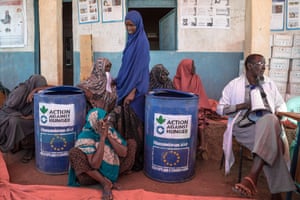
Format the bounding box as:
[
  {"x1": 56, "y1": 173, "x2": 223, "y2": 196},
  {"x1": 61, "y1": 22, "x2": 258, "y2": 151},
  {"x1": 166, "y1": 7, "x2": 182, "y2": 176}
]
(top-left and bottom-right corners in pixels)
[
  {"x1": 232, "y1": 183, "x2": 252, "y2": 198},
  {"x1": 232, "y1": 176, "x2": 257, "y2": 198},
  {"x1": 244, "y1": 176, "x2": 258, "y2": 194}
]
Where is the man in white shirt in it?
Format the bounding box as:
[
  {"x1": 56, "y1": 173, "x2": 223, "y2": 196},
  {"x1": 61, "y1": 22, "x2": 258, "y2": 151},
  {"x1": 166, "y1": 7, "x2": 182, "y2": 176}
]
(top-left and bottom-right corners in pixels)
[{"x1": 217, "y1": 53, "x2": 295, "y2": 199}]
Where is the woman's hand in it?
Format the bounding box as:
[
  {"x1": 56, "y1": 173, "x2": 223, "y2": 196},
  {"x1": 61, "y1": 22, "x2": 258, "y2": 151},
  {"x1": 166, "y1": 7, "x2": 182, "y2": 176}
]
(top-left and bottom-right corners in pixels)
[
  {"x1": 111, "y1": 79, "x2": 116, "y2": 86},
  {"x1": 123, "y1": 88, "x2": 136, "y2": 106},
  {"x1": 97, "y1": 120, "x2": 108, "y2": 139},
  {"x1": 27, "y1": 88, "x2": 41, "y2": 103}
]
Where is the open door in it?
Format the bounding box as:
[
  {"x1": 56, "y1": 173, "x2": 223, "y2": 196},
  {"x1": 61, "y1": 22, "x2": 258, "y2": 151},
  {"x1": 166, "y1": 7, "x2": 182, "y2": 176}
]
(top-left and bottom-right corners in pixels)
[
  {"x1": 63, "y1": 2, "x2": 73, "y2": 85},
  {"x1": 159, "y1": 9, "x2": 176, "y2": 50}
]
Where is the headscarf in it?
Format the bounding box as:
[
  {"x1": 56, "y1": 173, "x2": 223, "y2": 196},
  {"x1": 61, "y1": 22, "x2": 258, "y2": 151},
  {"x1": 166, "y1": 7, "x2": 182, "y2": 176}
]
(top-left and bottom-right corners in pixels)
[
  {"x1": 149, "y1": 64, "x2": 175, "y2": 91},
  {"x1": 173, "y1": 59, "x2": 211, "y2": 110},
  {"x1": 4, "y1": 74, "x2": 47, "y2": 116},
  {"x1": 115, "y1": 10, "x2": 150, "y2": 121},
  {"x1": 77, "y1": 57, "x2": 117, "y2": 111},
  {"x1": 68, "y1": 108, "x2": 126, "y2": 185}
]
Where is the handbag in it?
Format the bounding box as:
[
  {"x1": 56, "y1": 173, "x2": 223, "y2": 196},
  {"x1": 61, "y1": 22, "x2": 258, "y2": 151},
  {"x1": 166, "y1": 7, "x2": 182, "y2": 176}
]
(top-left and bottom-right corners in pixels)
[{"x1": 237, "y1": 109, "x2": 255, "y2": 128}]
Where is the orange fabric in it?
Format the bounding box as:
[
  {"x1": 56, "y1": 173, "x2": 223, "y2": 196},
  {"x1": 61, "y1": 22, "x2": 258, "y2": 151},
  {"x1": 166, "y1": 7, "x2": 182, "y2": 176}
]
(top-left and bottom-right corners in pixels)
[
  {"x1": 173, "y1": 59, "x2": 211, "y2": 110},
  {"x1": 0, "y1": 153, "x2": 246, "y2": 200},
  {"x1": 282, "y1": 119, "x2": 297, "y2": 129},
  {"x1": 0, "y1": 153, "x2": 9, "y2": 182}
]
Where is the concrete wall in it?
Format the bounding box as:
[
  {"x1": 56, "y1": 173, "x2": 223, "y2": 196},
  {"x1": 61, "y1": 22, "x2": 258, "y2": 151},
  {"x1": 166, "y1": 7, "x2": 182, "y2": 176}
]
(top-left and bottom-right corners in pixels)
[
  {"x1": 0, "y1": 0, "x2": 280, "y2": 100},
  {"x1": 72, "y1": 0, "x2": 245, "y2": 100}
]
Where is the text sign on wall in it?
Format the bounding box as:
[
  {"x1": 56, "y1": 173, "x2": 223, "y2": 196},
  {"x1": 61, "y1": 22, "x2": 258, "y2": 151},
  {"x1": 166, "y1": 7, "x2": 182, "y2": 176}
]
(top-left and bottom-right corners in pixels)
[{"x1": 0, "y1": 0, "x2": 27, "y2": 48}]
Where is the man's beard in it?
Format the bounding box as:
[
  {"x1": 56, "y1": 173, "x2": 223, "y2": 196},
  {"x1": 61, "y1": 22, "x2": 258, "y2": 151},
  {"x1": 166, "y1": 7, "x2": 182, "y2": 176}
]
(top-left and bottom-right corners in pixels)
[{"x1": 256, "y1": 75, "x2": 264, "y2": 85}]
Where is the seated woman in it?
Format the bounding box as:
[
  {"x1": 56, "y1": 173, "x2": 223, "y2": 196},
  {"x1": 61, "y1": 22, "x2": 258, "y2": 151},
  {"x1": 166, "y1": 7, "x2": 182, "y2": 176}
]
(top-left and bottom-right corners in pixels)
[
  {"x1": 77, "y1": 57, "x2": 136, "y2": 175},
  {"x1": 77, "y1": 57, "x2": 117, "y2": 113},
  {"x1": 149, "y1": 64, "x2": 175, "y2": 91},
  {"x1": 0, "y1": 74, "x2": 51, "y2": 163},
  {"x1": 68, "y1": 108, "x2": 128, "y2": 200},
  {"x1": 173, "y1": 58, "x2": 212, "y2": 159}
]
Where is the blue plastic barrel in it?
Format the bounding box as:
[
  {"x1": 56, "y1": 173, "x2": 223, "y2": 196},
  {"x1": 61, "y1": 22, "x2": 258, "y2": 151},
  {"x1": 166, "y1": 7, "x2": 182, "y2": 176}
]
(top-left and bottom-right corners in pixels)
[
  {"x1": 144, "y1": 89, "x2": 199, "y2": 182},
  {"x1": 34, "y1": 86, "x2": 86, "y2": 174}
]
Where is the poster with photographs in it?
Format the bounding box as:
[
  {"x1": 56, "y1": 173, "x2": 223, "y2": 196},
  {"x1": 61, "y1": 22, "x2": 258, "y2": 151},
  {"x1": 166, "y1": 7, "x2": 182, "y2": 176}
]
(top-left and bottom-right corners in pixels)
[
  {"x1": 286, "y1": 0, "x2": 300, "y2": 30},
  {"x1": 0, "y1": 0, "x2": 27, "y2": 48},
  {"x1": 101, "y1": 0, "x2": 123, "y2": 23},
  {"x1": 180, "y1": 0, "x2": 230, "y2": 29},
  {"x1": 78, "y1": 0, "x2": 99, "y2": 24},
  {"x1": 271, "y1": 0, "x2": 285, "y2": 31}
]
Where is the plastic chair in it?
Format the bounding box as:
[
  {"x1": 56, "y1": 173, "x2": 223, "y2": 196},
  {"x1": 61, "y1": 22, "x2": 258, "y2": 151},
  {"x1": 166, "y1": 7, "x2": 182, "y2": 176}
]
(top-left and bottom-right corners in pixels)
[
  {"x1": 285, "y1": 96, "x2": 300, "y2": 125},
  {"x1": 278, "y1": 96, "x2": 300, "y2": 200},
  {"x1": 277, "y1": 112, "x2": 300, "y2": 200}
]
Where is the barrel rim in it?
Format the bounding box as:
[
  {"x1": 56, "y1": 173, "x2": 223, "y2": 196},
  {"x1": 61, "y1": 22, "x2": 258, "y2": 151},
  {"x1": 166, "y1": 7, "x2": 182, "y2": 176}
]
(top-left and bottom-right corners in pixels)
[{"x1": 147, "y1": 89, "x2": 197, "y2": 99}]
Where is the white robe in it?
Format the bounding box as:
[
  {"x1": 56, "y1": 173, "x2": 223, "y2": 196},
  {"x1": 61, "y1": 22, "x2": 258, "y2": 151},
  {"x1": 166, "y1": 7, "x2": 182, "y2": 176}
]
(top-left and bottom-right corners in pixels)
[{"x1": 216, "y1": 74, "x2": 287, "y2": 175}]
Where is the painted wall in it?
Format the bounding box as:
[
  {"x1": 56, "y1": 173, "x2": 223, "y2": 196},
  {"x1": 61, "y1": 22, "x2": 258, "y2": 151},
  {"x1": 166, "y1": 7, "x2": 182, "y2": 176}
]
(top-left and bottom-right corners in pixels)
[
  {"x1": 72, "y1": 0, "x2": 245, "y2": 100},
  {"x1": 0, "y1": 0, "x2": 255, "y2": 100}
]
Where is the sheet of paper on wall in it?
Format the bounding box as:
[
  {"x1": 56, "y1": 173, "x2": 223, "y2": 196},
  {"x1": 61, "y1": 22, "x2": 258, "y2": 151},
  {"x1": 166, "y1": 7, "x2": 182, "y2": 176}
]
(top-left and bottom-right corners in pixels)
[
  {"x1": 286, "y1": 0, "x2": 300, "y2": 30},
  {"x1": 0, "y1": 0, "x2": 27, "y2": 48},
  {"x1": 78, "y1": 0, "x2": 100, "y2": 24},
  {"x1": 101, "y1": 0, "x2": 123, "y2": 23},
  {"x1": 180, "y1": 0, "x2": 230, "y2": 29},
  {"x1": 271, "y1": 0, "x2": 285, "y2": 31}
]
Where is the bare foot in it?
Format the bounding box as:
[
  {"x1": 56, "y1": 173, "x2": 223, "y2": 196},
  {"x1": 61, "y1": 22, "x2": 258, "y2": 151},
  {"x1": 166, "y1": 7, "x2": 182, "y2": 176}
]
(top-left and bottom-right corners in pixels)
[
  {"x1": 102, "y1": 178, "x2": 113, "y2": 200},
  {"x1": 102, "y1": 186, "x2": 113, "y2": 200}
]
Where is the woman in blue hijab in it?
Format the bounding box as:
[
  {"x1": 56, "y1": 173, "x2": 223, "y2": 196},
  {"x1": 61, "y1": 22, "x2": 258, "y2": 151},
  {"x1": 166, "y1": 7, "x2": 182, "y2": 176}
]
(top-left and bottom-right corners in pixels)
[{"x1": 114, "y1": 10, "x2": 150, "y2": 171}]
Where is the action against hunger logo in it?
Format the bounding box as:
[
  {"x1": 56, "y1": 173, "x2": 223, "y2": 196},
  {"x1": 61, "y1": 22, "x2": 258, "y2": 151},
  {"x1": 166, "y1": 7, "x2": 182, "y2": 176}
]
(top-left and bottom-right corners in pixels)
[{"x1": 156, "y1": 115, "x2": 166, "y2": 135}]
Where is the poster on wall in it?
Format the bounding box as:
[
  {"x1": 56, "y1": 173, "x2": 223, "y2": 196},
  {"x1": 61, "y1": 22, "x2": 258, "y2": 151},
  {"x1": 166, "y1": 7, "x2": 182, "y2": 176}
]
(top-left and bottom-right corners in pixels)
[
  {"x1": 180, "y1": 0, "x2": 230, "y2": 29},
  {"x1": 286, "y1": 0, "x2": 300, "y2": 30},
  {"x1": 271, "y1": 0, "x2": 285, "y2": 31},
  {"x1": 0, "y1": 0, "x2": 27, "y2": 48},
  {"x1": 78, "y1": 0, "x2": 99, "y2": 24},
  {"x1": 101, "y1": 0, "x2": 123, "y2": 23}
]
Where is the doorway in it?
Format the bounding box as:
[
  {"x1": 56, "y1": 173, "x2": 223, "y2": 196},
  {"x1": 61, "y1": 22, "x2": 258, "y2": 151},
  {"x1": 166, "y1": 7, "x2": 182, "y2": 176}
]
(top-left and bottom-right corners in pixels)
[
  {"x1": 63, "y1": 1, "x2": 73, "y2": 85},
  {"x1": 128, "y1": 8, "x2": 174, "y2": 50},
  {"x1": 127, "y1": 0, "x2": 177, "y2": 51}
]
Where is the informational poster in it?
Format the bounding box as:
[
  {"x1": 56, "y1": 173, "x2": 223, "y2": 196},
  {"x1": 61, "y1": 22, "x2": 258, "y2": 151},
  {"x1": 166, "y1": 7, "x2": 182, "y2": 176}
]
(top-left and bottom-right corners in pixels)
[
  {"x1": 101, "y1": 0, "x2": 123, "y2": 23},
  {"x1": 78, "y1": 0, "x2": 99, "y2": 24},
  {"x1": 0, "y1": 0, "x2": 27, "y2": 48},
  {"x1": 180, "y1": 0, "x2": 230, "y2": 29},
  {"x1": 271, "y1": 0, "x2": 285, "y2": 31},
  {"x1": 286, "y1": 0, "x2": 300, "y2": 30}
]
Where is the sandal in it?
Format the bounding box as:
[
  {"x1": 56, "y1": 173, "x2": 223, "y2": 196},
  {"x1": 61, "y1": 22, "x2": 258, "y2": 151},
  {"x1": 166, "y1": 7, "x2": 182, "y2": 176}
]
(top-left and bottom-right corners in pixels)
[
  {"x1": 232, "y1": 176, "x2": 257, "y2": 198},
  {"x1": 21, "y1": 149, "x2": 34, "y2": 163}
]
